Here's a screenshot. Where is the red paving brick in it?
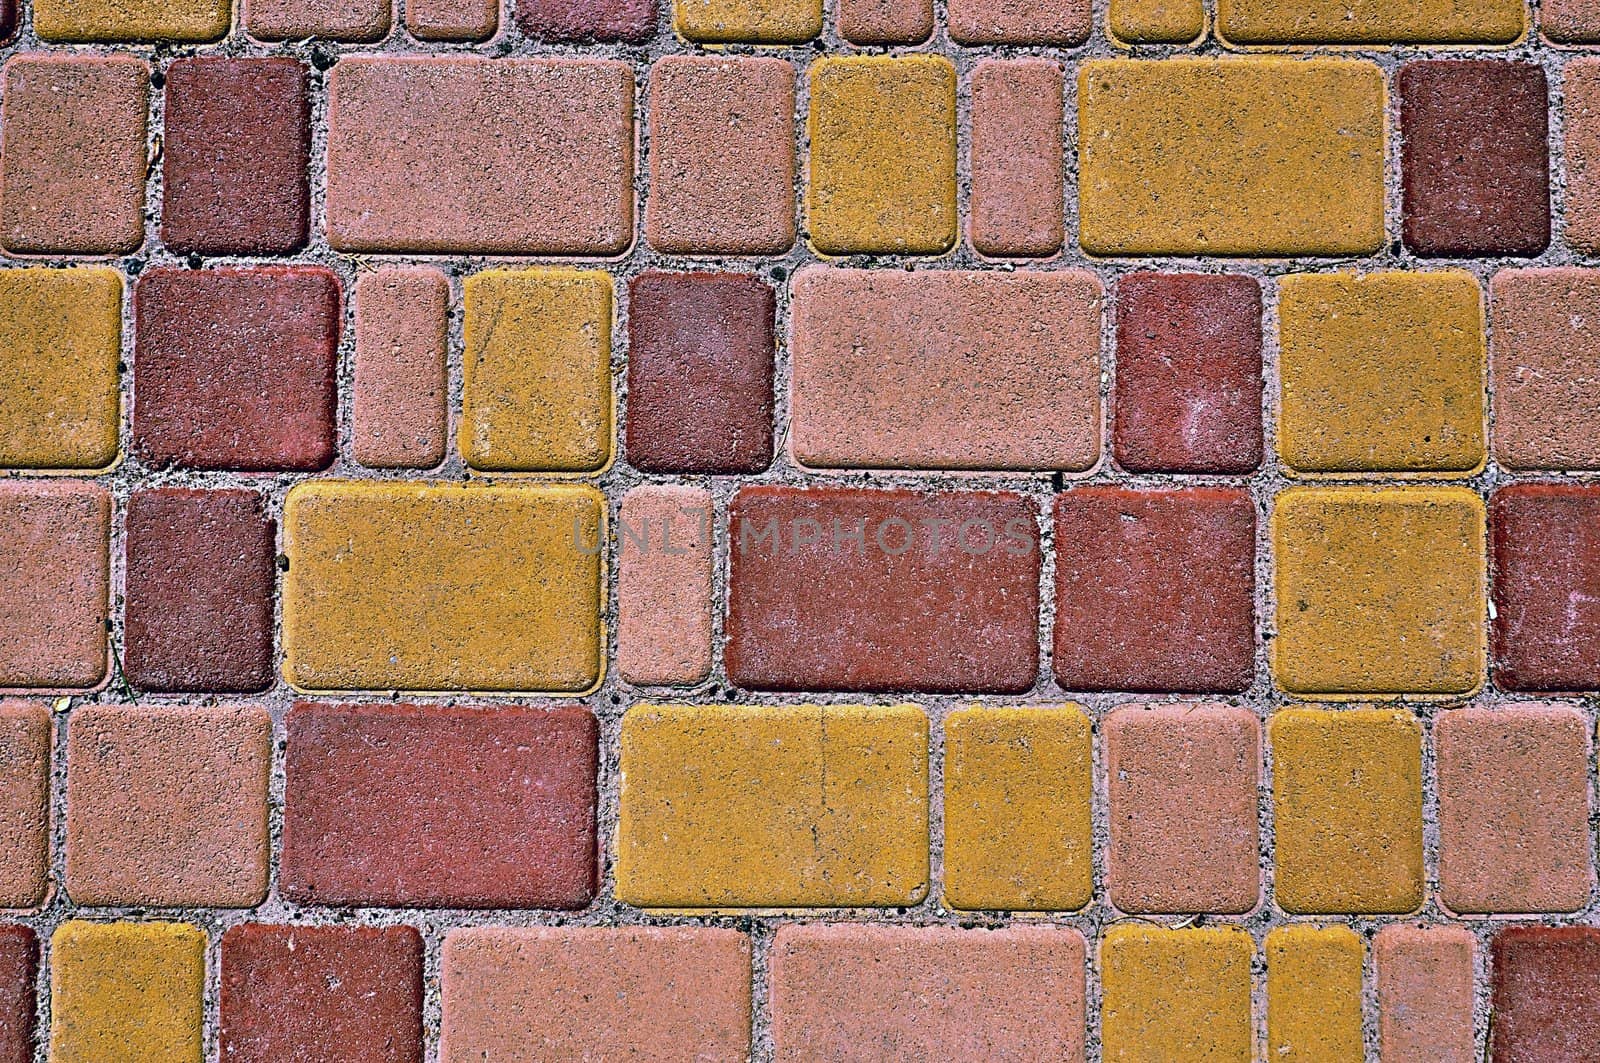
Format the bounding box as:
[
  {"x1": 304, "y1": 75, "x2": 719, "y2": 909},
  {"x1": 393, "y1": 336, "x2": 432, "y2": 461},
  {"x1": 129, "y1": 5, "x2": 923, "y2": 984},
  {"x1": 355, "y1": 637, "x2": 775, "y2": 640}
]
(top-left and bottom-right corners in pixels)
[
  {"x1": 1489, "y1": 267, "x2": 1600, "y2": 471},
  {"x1": 838, "y1": 0, "x2": 932, "y2": 44},
  {"x1": 946, "y1": 0, "x2": 1088, "y2": 42},
  {"x1": 0, "y1": 480, "x2": 109, "y2": 691},
  {"x1": 0, "y1": 927, "x2": 34, "y2": 1063},
  {"x1": 1493, "y1": 927, "x2": 1600, "y2": 1061},
  {"x1": 1375, "y1": 926, "x2": 1476, "y2": 1063},
  {"x1": 516, "y1": 0, "x2": 655, "y2": 40},
  {"x1": 0, "y1": 704, "x2": 49, "y2": 908},
  {"x1": 1491, "y1": 484, "x2": 1600, "y2": 691},
  {"x1": 245, "y1": 0, "x2": 391, "y2": 39},
  {"x1": 352, "y1": 267, "x2": 450, "y2": 470},
  {"x1": 969, "y1": 59, "x2": 1065, "y2": 258},
  {"x1": 405, "y1": 0, "x2": 496, "y2": 36}
]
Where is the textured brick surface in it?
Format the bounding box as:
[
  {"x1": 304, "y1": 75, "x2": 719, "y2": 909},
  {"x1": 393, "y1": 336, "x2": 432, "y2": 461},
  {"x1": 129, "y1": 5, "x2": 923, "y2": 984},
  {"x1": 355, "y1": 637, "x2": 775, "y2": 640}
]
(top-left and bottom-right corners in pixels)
[
  {"x1": 35, "y1": 0, "x2": 226, "y2": 38},
  {"x1": 515, "y1": 0, "x2": 654, "y2": 40},
  {"x1": 673, "y1": 0, "x2": 819, "y2": 42},
  {"x1": 790, "y1": 268, "x2": 1100, "y2": 471},
  {"x1": 968, "y1": 60, "x2": 1063, "y2": 258},
  {"x1": 50, "y1": 922, "x2": 204, "y2": 1063},
  {"x1": 946, "y1": 0, "x2": 1087, "y2": 42},
  {"x1": 1375, "y1": 926, "x2": 1476, "y2": 1063},
  {"x1": 282, "y1": 702, "x2": 598, "y2": 908},
  {"x1": 1546, "y1": 0, "x2": 1600, "y2": 40},
  {"x1": 725, "y1": 487, "x2": 1040, "y2": 693},
  {"x1": 1218, "y1": 0, "x2": 1521, "y2": 42},
  {"x1": 1053, "y1": 487, "x2": 1254, "y2": 693},
  {"x1": 1100, "y1": 926, "x2": 1253, "y2": 1062},
  {"x1": 770, "y1": 925, "x2": 1087, "y2": 1061},
  {"x1": 1265, "y1": 926, "x2": 1364, "y2": 1063},
  {"x1": 1567, "y1": 61, "x2": 1600, "y2": 256},
  {"x1": 1493, "y1": 927, "x2": 1600, "y2": 1061},
  {"x1": 0, "y1": 927, "x2": 34, "y2": 1063},
  {"x1": 406, "y1": 0, "x2": 495, "y2": 37},
  {"x1": 1492, "y1": 484, "x2": 1600, "y2": 691},
  {"x1": 1110, "y1": 0, "x2": 1201, "y2": 41},
  {"x1": 246, "y1": 0, "x2": 390, "y2": 39},
  {"x1": 837, "y1": 0, "x2": 930, "y2": 42},
  {"x1": 0, "y1": 480, "x2": 109, "y2": 691},
  {"x1": 133, "y1": 266, "x2": 340, "y2": 472},
  {"x1": 352, "y1": 267, "x2": 449, "y2": 470},
  {"x1": 1490, "y1": 267, "x2": 1600, "y2": 470},
  {"x1": 0, "y1": 704, "x2": 49, "y2": 909},
  {"x1": 616, "y1": 485, "x2": 713, "y2": 686},
  {"x1": 220, "y1": 924, "x2": 423, "y2": 1063}
]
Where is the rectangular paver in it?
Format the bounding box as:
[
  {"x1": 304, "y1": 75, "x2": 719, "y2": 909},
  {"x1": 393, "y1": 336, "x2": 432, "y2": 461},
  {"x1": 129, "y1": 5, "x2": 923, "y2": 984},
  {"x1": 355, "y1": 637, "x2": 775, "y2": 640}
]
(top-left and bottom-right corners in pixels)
[
  {"x1": 616, "y1": 485, "x2": 714, "y2": 687},
  {"x1": 1376, "y1": 926, "x2": 1476, "y2": 1063},
  {"x1": 50, "y1": 922, "x2": 204, "y2": 1063},
  {"x1": 1266, "y1": 926, "x2": 1364, "y2": 1062},
  {"x1": 1100, "y1": 926, "x2": 1254, "y2": 1063},
  {"x1": 969, "y1": 59, "x2": 1064, "y2": 258}
]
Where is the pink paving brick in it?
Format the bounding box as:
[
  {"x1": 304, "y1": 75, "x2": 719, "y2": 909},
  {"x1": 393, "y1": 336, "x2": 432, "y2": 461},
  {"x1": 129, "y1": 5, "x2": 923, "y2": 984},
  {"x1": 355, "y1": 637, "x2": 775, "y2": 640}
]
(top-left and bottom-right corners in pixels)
[
  {"x1": 1375, "y1": 925, "x2": 1476, "y2": 1063},
  {"x1": 947, "y1": 0, "x2": 1088, "y2": 42},
  {"x1": 969, "y1": 60, "x2": 1063, "y2": 259},
  {"x1": 221, "y1": 924, "x2": 424, "y2": 1063},
  {"x1": 0, "y1": 927, "x2": 33, "y2": 1063},
  {"x1": 441, "y1": 927, "x2": 751, "y2": 1060},
  {"x1": 515, "y1": 0, "x2": 654, "y2": 40},
  {"x1": 1489, "y1": 268, "x2": 1600, "y2": 471},
  {"x1": 352, "y1": 267, "x2": 449, "y2": 470},
  {"x1": 769, "y1": 925, "x2": 1086, "y2": 1062},
  {"x1": 1491, "y1": 484, "x2": 1600, "y2": 691},
  {"x1": 837, "y1": 0, "x2": 931, "y2": 43},
  {"x1": 326, "y1": 57, "x2": 633, "y2": 255},
  {"x1": 1437, "y1": 704, "x2": 1593, "y2": 913},
  {"x1": 789, "y1": 267, "x2": 1101, "y2": 471},
  {"x1": 1113, "y1": 273, "x2": 1265, "y2": 474},
  {"x1": 1545, "y1": 0, "x2": 1600, "y2": 40},
  {"x1": 0, "y1": 55, "x2": 147, "y2": 255},
  {"x1": 246, "y1": 0, "x2": 391, "y2": 39},
  {"x1": 406, "y1": 0, "x2": 496, "y2": 37},
  {"x1": 123, "y1": 488, "x2": 276, "y2": 694},
  {"x1": 132, "y1": 266, "x2": 340, "y2": 472},
  {"x1": 161, "y1": 57, "x2": 309, "y2": 256},
  {"x1": 0, "y1": 481, "x2": 109, "y2": 691},
  {"x1": 281, "y1": 702, "x2": 598, "y2": 908},
  {"x1": 725, "y1": 486, "x2": 1041, "y2": 693},
  {"x1": 65, "y1": 704, "x2": 271, "y2": 908},
  {"x1": 625, "y1": 271, "x2": 776, "y2": 474},
  {"x1": 1104, "y1": 703, "x2": 1260, "y2": 914},
  {"x1": 645, "y1": 56, "x2": 796, "y2": 255},
  {"x1": 1493, "y1": 927, "x2": 1600, "y2": 1060},
  {"x1": 0, "y1": 703, "x2": 50, "y2": 908},
  {"x1": 617, "y1": 485, "x2": 713, "y2": 686},
  {"x1": 1053, "y1": 487, "x2": 1256, "y2": 693}
]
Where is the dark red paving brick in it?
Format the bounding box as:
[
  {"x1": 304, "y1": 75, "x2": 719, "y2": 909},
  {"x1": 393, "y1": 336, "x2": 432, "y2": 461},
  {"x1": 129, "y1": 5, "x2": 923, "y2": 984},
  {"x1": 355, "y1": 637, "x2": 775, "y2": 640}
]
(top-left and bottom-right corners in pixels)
[
  {"x1": 1400, "y1": 60, "x2": 1550, "y2": 257},
  {"x1": 514, "y1": 0, "x2": 654, "y2": 43},
  {"x1": 280, "y1": 703, "x2": 599, "y2": 909},
  {"x1": 725, "y1": 487, "x2": 1040, "y2": 693},
  {"x1": 220, "y1": 924, "x2": 423, "y2": 1063},
  {"x1": 123, "y1": 488, "x2": 275, "y2": 694},
  {"x1": 0, "y1": 927, "x2": 34, "y2": 1063},
  {"x1": 1113, "y1": 273, "x2": 1264, "y2": 474},
  {"x1": 1053, "y1": 487, "x2": 1256, "y2": 693},
  {"x1": 161, "y1": 57, "x2": 309, "y2": 257},
  {"x1": 133, "y1": 266, "x2": 340, "y2": 472},
  {"x1": 1492, "y1": 484, "x2": 1600, "y2": 691},
  {"x1": 0, "y1": 0, "x2": 16, "y2": 44},
  {"x1": 1493, "y1": 926, "x2": 1600, "y2": 1061},
  {"x1": 625, "y1": 271, "x2": 775, "y2": 475}
]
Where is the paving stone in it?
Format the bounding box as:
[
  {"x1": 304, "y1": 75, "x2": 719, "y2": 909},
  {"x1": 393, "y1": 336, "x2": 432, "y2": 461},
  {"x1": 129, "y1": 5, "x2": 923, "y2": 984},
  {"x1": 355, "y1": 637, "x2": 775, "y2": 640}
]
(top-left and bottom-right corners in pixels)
[
  {"x1": 673, "y1": 0, "x2": 818, "y2": 41},
  {"x1": 161, "y1": 57, "x2": 309, "y2": 256},
  {"x1": 281, "y1": 702, "x2": 597, "y2": 908},
  {"x1": 460, "y1": 269, "x2": 612, "y2": 473},
  {"x1": 625, "y1": 271, "x2": 775, "y2": 474},
  {"x1": 1491, "y1": 484, "x2": 1600, "y2": 691},
  {"x1": 789, "y1": 266, "x2": 1100, "y2": 471},
  {"x1": 1566, "y1": 60, "x2": 1600, "y2": 255},
  {"x1": 35, "y1": 0, "x2": 225, "y2": 43},
  {"x1": 943, "y1": 706, "x2": 1093, "y2": 912},
  {"x1": 1053, "y1": 487, "x2": 1254, "y2": 692},
  {"x1": 1104, "y1": 703, "x2": 1260, "y2": 915},
  {"x1": 326, "y1": 58, "x2": 633, "y2": 254},
  {"x1": 50, "y1": 921, "x2": 204, "y2": 1063},
  {"x1": 946, "y1": 0, "x2": 1087, "y2": 43},
  {"x1": 0, "y1": 55, "x2": 147, "y2": 255},
  {"x1": 616, "y1": 703, "x2": 928, "y2": 908},
  {"x1": 1265, "y1": 926, "x2": 1364, "y2": 1063},
  {"x1": 1077, "y1": 59, "x2": 1384, "y2": 256},
  {"x1": 516, "y1": 0, "x2": 653, "y2": 39},
  {"x1": 0, "y1": 268, "x2": 121, "y2": 471},
  {"x1": 1277, "y1": 271, "x2": 1485, "y2": 473},
  {"x1": 1493, "y1": 927, "x2": 1600, "y2": 1061},
  {"x1": 123, "y1": 488, "x2": 276, "y2": 694},
  {"x1": 1491, "y1": 268, "x2": 1600, "y2": 470},
  {"x1": 1272, "y1": 487, "x2": 1486, "y2": 696},
  {"x1": 65, "y1": 704, "x2": 271, "y2": 908},
  {"x1": 0, "y1": 0, "x2": 18, "y2": 41},
  {"x1": 220, "y1": 924, "x2": 423, "y2": 1063},
  {"x1": 1109, "y1": 0, "x2": 1202, "y2": 42},
  {"x1": 441, "y1": 927, "x2": 751, "y2": 1060},
  {"x1": 837, "y1": 0, "x2": 929, "y2": 44},
  {"x1": 1099, "y1": 926, "x2": 1254, "y2": 1062},
  {"x1": 807, "y1": 57, "x2": 957, "y2": 255},
  {"x1": 1271, "y1": 708, "x2": 1424, "y2": 915},
  {"x1": 281, "y1": 482, "x2": 604, "y2": 693},
  {"x1": 1545, "y1": 0, "x2": 1600, "y2": 41},
  {"x1": 0, "y1": 705, "x2": 48, "y2": 909},
  {"x1": 0, "y1": 927, "x2": 34, "y2": 1063},
  {"x1": 1113, "y1": 273, "x2": 1263, "y2": 474},
  {"x1": 246, "y1": 0, "x2": 390, "y2": 38},
  {"x1": 616, "y1": 485, "x2": 714, "y2": 686},
  {"x1": 968, "y1": 60, "x2": 1064, "y2": 258},
  {"x1": 1400, "y1": 61, "x2": 1550, "y2": 257},
  {"x1": 1375, "y1": 926, "x2": 1477, "y2": 1063},
  {"x1": 1437, "y1": 704, "x2": 1592, "y2": 913},
  {"x1": 406, "y1": 0, "x2": 495, "y2": 37},
  {"x1": 1217, "y1": 0, "x2": 1521, "y2": 42},
  {"x1": 132, "y1": 266, "x2": 340, "y2": 472},
  {"x1": 725, "y1": 486, "x2": 1040, "y2": 693},
  {"x1": 0, "y1": 481, "x2": 109, "y2": 691},
  {"x1": 645, "y1": 57, "x2": 795, "y2": 255},
  {"x1": 352, "y1": 267, "x2": 449, "y2": 470},
  {"x1": 769, "y1": 926, "x2": 1086, "y2": 1062}
]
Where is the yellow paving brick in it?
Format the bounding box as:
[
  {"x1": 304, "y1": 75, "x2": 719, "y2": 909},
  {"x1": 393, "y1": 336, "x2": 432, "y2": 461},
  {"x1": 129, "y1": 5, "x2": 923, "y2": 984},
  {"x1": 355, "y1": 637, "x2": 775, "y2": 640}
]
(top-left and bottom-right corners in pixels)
[
  {"x1": 0, "y1": 268, "x2": 120, "y2": 471},
  {"x1": 807, "y1": 56, "x2": 957, "y2": 256},
  {"x1": 1271, "y1": 708, "x2": 1424, "y2": 914},
  {"x1": 1279, "y1": 271, "x2": 1485, "y2": 475},
  {"x1": 282, "y1": 481, "x2": 605, "y2": 694},
  {"x1": 50, "y1": 921, "x2": 204, "y2": 1063},
  {"x1": 461, "y1": 269, "x2": 613, "y2": 473},
  {"x1": 1100, "y1": 925, "x2": 1254, "y2": 1063},
  {"x1": 1077, "y1": 59, "x2": 1385, "y2": 257},
  {"x1": 1272, "y1": 487, "x2": 1485, "y2": 696},
  {"x1": 1110, "y1": 0, "x2": 1204, "y2": 43},
  {"x1": 616, "y1": 703, "x2": 929, "y2": 908},
  {"x1": 35, "y1": 0, "x2": 229, "y2": 40},
  {"x1": 943, "y1": 705, "x2": 1093, "y2": 912},
  {"x1": 674, "y1": 0, "x2": 820, "y2": 39},
  {"x1": 1266, "y1": 925, "x2": 1365, "y2": 1062},
  {"x1": 1218, "y1": 0, "x2": 1522, "y2": 44}
]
